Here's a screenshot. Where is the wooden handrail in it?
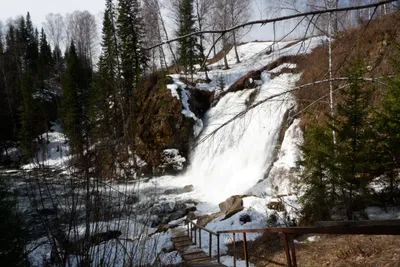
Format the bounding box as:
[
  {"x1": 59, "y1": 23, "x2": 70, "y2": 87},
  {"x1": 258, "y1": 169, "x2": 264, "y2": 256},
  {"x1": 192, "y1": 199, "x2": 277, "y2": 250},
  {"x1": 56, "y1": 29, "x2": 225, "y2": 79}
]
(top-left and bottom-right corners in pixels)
[
  {"x1": 185, "y1": 218, "x2": 221, "y2": 262},
  {"x1": 185, "y1": 219, "x2": 400, "y2": 267},
  {"x1": 185, "y1": 219, "x2": 219, "y2": 235},
  {"x1": 217, "y1": 224, "x2": 400, "y2": 235}
]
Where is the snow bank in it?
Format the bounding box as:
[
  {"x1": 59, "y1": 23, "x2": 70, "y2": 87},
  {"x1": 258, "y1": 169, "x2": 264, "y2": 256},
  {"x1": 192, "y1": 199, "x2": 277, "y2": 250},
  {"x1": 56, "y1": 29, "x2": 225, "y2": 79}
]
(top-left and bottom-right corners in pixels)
[{"x1": 22, "y1": 121, "x2": 70, "y2": 170}]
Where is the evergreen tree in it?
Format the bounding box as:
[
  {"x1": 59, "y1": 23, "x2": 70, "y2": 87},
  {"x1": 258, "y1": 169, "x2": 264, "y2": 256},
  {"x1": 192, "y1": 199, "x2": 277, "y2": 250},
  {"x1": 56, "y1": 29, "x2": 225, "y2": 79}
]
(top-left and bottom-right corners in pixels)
[
  {"x1": 298, "y1": 59, "x2": 376, "y2": 222},
  {"x1": 176, "y1": 0, "x2": 198, "y2": 76},
  {"x1": 374, "y1": 50, "x2": 400, "y2": 202},
  {"x1": 117, "y1": 0, "x2": 147, "y2": 97},
  {"x1": 62, "y1": 41, "x2": 91, "y2": 155},
  {"x1": 333, "y1": 60, "x2": 375, "y2": 219},
  {"x1": 38, "y1": 28, "x2": 53, "y2": 86},
  {"x1": 117, "y1": 0, "x2": 148, "y2": 172},
  {"x1": 297, "y1": 125, "x2": 336, "y2": 222}
]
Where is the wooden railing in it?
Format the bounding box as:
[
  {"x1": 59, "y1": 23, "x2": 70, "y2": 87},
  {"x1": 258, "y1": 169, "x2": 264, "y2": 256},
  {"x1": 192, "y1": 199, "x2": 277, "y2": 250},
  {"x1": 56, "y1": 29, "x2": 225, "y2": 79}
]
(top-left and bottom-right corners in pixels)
[
  {"x1": 186, "y1": 219, "x2": 400, "y2": 267},
  {"x1": 186, "y1": 219, "x2": 221, "y2": 262}
]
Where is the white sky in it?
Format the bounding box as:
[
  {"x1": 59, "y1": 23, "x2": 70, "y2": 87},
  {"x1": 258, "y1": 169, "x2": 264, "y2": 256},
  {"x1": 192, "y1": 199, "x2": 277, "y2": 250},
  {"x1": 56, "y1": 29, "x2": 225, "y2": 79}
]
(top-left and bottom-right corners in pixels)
[
  {"x1": 0, "y1": 0, "x2": 104, "y2": 29},
  {"x1": 0, "y1": 0, "x2": 304, "y2": 44}
]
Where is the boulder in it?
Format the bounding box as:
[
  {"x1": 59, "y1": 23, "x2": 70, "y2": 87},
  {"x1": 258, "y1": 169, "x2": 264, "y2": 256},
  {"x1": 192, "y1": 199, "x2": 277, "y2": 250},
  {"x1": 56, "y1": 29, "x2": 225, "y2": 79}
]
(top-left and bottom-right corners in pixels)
[
  {"x1": 239, "y1": 214, "x2": 252, "y2": 225},
  {"x1": 185, "y1": 206, "x2": 197, "y2": 213},
  {"x1": 196, "y1": 212, "x2": 223, "y2": 227},
  {"x1": 167, "y1": 210, "x2": 186, "y2": 222},
  {"x1": 183, "y1": 184, "x2": 194, "y2": 192},
  {"x1": 219, "y1": 195, "x2": 253, "y2": 220}
]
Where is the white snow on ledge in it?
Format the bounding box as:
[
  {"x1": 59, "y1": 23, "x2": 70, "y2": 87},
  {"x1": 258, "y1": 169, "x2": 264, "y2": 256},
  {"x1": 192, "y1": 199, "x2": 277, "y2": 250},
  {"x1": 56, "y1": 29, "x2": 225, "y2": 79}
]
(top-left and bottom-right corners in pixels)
[{"x1": 167, "y1": 76, "x2": 204, "y2": 137}]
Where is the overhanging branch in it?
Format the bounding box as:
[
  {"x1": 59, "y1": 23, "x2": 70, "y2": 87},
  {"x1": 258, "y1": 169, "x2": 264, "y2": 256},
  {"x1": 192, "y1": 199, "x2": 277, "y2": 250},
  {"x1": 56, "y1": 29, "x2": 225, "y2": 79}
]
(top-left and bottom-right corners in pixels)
[{"x1": 146, "y1": 0, "x2": 396, "y2": 51}]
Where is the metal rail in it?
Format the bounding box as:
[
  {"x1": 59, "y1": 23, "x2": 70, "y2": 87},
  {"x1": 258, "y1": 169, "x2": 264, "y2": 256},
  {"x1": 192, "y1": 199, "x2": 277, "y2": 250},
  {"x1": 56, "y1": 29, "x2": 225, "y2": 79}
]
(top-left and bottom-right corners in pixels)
[{"x1": 186, "y1": 219, "x2": 400, "y2": 267}]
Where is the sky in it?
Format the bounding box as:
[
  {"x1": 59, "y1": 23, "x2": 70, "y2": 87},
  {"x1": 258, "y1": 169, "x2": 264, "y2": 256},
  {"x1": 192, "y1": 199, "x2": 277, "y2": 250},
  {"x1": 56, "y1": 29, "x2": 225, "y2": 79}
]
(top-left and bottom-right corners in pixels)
[
  {"x1": 0, "y1": 0, "x2": 105, "y2": 28},
  {"x1": 0, "y1": 0, "x2": 304, "y2": 47}
]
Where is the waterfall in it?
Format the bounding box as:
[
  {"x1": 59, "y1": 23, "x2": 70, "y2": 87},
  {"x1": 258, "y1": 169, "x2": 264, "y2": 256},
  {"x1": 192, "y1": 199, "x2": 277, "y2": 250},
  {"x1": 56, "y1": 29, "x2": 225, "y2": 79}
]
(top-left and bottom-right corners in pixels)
[{"x1": 185, "y1": 72, "x2": 300, "y2": 203}]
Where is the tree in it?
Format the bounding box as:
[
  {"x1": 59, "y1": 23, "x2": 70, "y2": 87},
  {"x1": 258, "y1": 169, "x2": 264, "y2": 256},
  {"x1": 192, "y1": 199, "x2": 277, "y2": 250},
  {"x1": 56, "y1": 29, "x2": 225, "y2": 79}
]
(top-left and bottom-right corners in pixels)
[
  {"x1": 226, "y1": 0, "x2": 251, "y2": 63},
  {"x1": 297, "y1": 124, "x2": 336, "y2": 222},
  {"x1": 0, "y1": 177, "x2": 28, "y2": 266},
  {"x1": 176, "y1": 0, "x2": 198, "y2": 77},
  {"x1": 193, "y1": 0, "x2": 215, "y2": 79},
  {"x1": 298, "y1": 59, "x2": 376, "y2": 221},
  {"x1": 332, "y1": 60, "x2": 375, "y2": 219},
  {"x1": 374, "y1": 50, "x2": 400, "y2": 202},
  {"x1": 117, "y1": 0, "x2": 148, "y2": 172},
  {"x1": 65, "y1": 10, "x2": 98, "y2": 68}
]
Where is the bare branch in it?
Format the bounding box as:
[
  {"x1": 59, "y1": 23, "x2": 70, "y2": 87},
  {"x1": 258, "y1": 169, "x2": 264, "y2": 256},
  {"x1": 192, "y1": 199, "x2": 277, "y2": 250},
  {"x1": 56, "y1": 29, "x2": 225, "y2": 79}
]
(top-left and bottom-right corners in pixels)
[{"x1": 146, "y1": 0, "x2": 396, "y2": 50}]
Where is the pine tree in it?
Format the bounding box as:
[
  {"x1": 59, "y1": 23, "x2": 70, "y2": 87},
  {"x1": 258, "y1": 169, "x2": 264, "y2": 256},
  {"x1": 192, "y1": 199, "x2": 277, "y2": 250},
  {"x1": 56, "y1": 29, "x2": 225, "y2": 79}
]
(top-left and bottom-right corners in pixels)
[
  {"x1": 117, "y1": 0, "x2": 148, "y2": 172},
  {"x1": 297, "y1": 124, "x2": 336, "y2": 222},
  {"x1": 298, "y1": 59, "x2": 376, "y2": 222},
  {"x1": 374, "y1": 51, "x2": 400, "y2": 202},
  {"x1": 177, "y1": 0, "x2": 198, "y2": 76},
  {"x1": 62, "y1": 41, "x2": 91, "y2": 155},
  {"x1": 333, "y1": 60, "x2": 375, "y2": 219}
]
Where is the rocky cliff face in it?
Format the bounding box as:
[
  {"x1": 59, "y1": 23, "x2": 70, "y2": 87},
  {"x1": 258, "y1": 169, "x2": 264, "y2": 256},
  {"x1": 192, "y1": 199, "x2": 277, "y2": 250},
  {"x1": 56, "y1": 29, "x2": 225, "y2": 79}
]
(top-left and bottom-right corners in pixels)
[{"x1": 135, "y1": 73, "x2": 214, "y2": 175}]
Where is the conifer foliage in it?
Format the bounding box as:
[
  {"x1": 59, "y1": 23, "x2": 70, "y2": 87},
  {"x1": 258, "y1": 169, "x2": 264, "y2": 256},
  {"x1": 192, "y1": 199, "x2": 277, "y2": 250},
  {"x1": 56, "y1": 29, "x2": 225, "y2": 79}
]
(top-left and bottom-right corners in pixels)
[
  {"x1": 176, "y1": 0, "x2": 198, "y2": 75},
  {"x1": 298, "y1": 58, "x2": 400, "y2": 222}
]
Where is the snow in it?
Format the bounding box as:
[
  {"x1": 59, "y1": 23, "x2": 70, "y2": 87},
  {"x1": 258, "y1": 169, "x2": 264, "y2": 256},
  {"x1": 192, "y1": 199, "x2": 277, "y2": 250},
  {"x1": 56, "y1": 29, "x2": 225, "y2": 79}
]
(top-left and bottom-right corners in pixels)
[
  {"x1": 21, "y1": 121, "x2": 70, "y2": 170},
  {"x1": 161, "y1": 149, "x2": 186, "y2": 171},
  {"x1": 167, "y1": 79, "x2": 204, "y2": 137}
]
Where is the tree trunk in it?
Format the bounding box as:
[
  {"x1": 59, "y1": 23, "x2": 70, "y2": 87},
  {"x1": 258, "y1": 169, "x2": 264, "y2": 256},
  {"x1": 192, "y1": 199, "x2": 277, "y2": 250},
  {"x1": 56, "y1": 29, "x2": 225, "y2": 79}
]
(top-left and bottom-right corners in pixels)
[{"x1": 232, "y1": 30, "x2": 240, "y2": 63}]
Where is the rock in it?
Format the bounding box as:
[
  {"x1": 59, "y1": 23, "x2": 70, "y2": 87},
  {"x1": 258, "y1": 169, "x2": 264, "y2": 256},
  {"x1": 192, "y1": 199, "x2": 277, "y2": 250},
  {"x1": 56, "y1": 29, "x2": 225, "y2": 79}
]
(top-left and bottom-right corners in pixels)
[
  {"x1": 219, "y1": 195, "x2": 252, "y2": 220},
  {"x1": 239, "y1": 214, "x2": 252, "y2": 225},
  {"x1": 163, "y1": 188, "x2": 178, "y2": 195},
  {"x1": 151, "y1": 201, "x2": 176, "y2": 215},
  {"x1": 267, "y1": 201, "x2": 285, "y2": 212},
  {"x1": 150, "y1": 216, "x2": 162, "y2": 228},
  {"x1": 183, "y1": 184, "x2": 194, "y2": 192},
  {"x1": 167, "y1": 210, "x2": 186, "y2": 222},
  {"x1": 150, "y1": 224, "x2": 179, "y2": 236},
  {"x1": 185, "y1": 206, "x2": 197, "y2": 213},
  {"x1": 196, "y1": 212, "x2": 223, "y2": 227},
  {"x1": 186, "y1": 211, "x2": 197, "y2": 220}
]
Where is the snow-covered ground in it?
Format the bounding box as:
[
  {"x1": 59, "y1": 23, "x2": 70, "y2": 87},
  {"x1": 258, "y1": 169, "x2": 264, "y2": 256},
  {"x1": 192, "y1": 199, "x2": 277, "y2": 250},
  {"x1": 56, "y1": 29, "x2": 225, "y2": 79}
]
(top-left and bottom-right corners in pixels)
[{"x1": 22, "y1": 121, "x2": 70, "y2": 170}]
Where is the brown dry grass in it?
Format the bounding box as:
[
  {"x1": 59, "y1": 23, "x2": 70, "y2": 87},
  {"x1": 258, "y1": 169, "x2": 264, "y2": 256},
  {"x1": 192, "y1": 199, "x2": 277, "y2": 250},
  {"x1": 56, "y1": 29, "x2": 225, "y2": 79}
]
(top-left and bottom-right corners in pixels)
[
  {"x1": 295, "y1": 12, "x2": 400, "y2": 128},
  {"x1": 228, "y1": 234, "x2": 400, "y2": 267}
]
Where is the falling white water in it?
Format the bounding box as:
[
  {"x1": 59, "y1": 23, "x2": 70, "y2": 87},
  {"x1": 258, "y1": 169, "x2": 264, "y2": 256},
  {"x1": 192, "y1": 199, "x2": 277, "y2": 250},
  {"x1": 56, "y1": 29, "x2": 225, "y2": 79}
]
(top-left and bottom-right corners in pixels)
[{"x1": 185, "y1": 72, "x2": 301, "y2": 204}]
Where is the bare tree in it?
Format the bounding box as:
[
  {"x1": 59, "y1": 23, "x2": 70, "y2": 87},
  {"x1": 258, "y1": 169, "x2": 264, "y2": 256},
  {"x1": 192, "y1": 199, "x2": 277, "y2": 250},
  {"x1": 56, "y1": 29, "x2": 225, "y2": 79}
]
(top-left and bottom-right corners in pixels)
[
  {"x1": 194, "y1": 0, "x2": 215, "y2": 79},
  {"x1": 214, "y1": 0, "x2": 232, "y2": 69},
  {"x1": 227, "y1": 0, "x2": 251, "y2": 63},
  {"x1": 142, "y1": 0, "x2": 167, "y2": 72},
  {"x1": 43, "y1": 13, "x2": 65, "y2": 49},
  {"x1": 66, "y1": 11, "x2": 98, "y2": 68}
]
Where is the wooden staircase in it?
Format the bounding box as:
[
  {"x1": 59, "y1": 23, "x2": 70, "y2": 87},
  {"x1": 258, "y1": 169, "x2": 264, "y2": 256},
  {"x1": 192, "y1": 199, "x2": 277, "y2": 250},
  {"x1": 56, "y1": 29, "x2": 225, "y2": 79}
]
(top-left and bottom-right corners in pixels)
[{"x1": 172, "y1": 228, "x2": 226, "y2": 267}]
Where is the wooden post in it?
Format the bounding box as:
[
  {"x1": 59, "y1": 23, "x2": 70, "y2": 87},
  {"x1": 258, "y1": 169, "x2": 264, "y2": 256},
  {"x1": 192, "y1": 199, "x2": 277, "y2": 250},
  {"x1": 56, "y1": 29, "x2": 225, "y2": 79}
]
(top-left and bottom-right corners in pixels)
[
  {"x1": 243, "y1": 232, "x2": 249, "y2": 267},
  {"x1": 282, "y1": 233, "x2": 293, "y2": 267},
  {"x1": 233, "y1": 233, "x2": 237, "y2": 267},
  {"x1": 289, "y1": 234, "x2": 298, "y2": 267},
  {"x1": 194, "y1": 226, "x2": 197, "y2": 245},
  {"x1": 217, "y1": 234, "x2": 220, "y2": 263},
  {"x1": 209, "y1": 232, "x2": 212, "y2": 257},
  {"x1": 199, "y1": 229, "x2": 202, "y2": 248},
  {"x1": 187, "y1": 221, "x2": 189, "y2": 237}
]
